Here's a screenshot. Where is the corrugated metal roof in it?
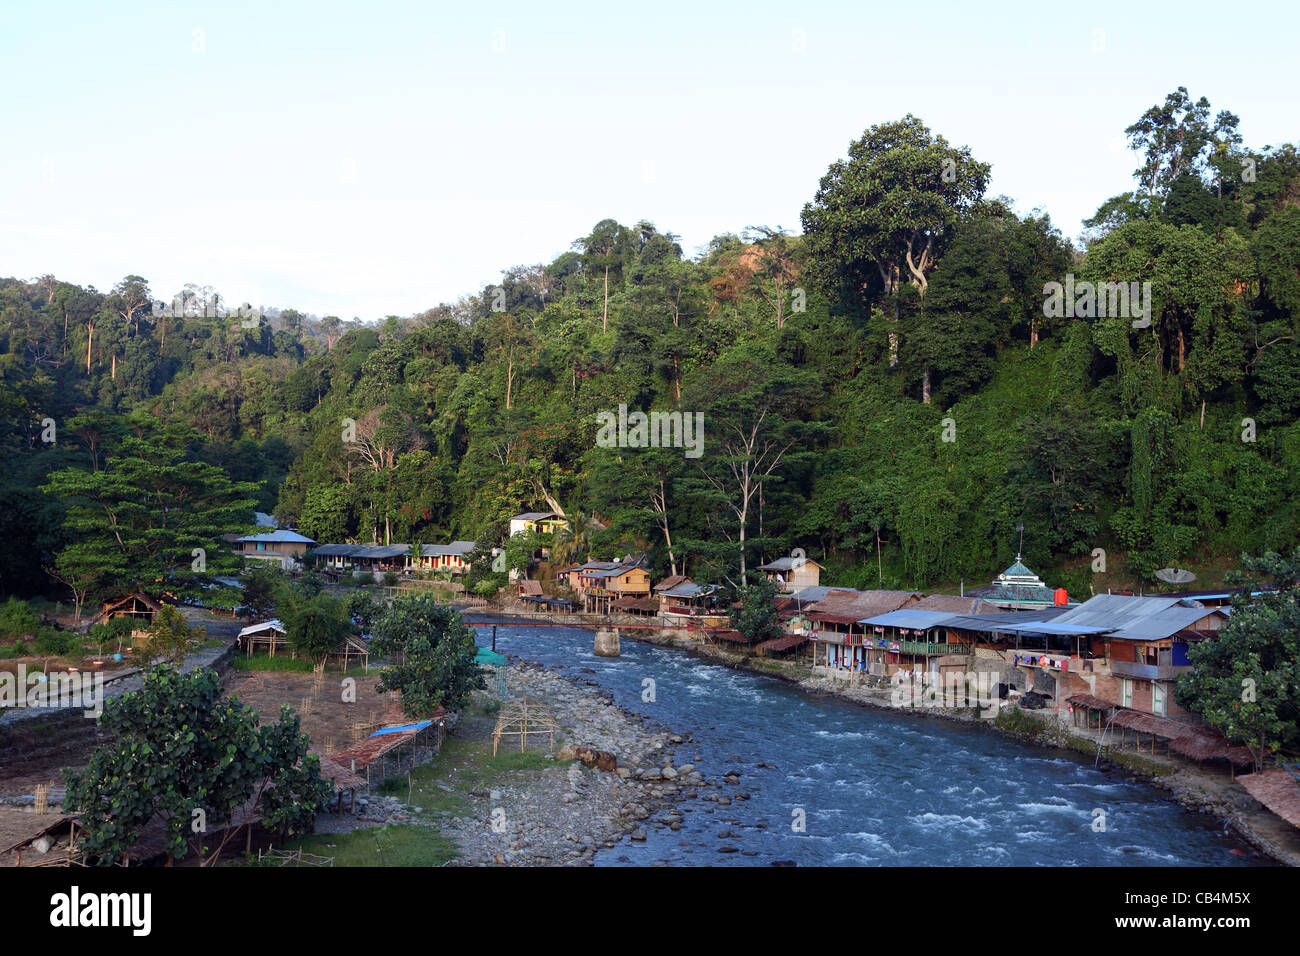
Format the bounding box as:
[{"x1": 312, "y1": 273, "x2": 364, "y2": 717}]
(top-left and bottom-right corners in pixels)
[
  {"x1": 353, "y1": 544, "x2": 410, "y2": 559},
  {"x1": 940, "y1": 607, "x2": 1071, "y2": 634},
  {"x1": 858, "y1": 609, "x2": 957, "y2": 629},
  {"x1": 662, "y1": 582, "x2": 718, "y2": 598},
  {"x1": 1048, "y1": 594, "x2": 1225, "y2": 640},
  {"x1": 314, "y1": 544, "x2": 364, "y2": 556},
  {"x1": 238, "y1": 530, "x2": 316, "y2": 544},
  {"x1": 421, "y1": 542, "x2": 475, "y2": 556},
  {"x1": 785, "y1": 585, "x2": 836, "y2": 604},
  {"x1": 757, "y1": 556, "x2": 820, "y2": 571}
]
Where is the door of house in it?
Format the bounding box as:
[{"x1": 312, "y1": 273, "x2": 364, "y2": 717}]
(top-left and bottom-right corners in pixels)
[
  {"x1": 1121, "y1": 678, "x2": 1133, "y2": 708},
  {"x1": 1152, "y1": 682, "x2": 1166, "y2": 716}
]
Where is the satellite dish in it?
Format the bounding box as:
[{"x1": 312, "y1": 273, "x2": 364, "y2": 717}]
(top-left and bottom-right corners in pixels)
[
  {"x1": 1155, "y1": 568, "x2": 1197, "y2": 585},
  {"x1": 790, "y1": 547, "x2": 806, "y2": 569}
]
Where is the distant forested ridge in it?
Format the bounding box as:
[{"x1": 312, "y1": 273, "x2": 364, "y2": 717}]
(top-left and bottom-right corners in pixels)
[{"x1": 4, "y1": 87, "x2": 1300, "y2": 604}]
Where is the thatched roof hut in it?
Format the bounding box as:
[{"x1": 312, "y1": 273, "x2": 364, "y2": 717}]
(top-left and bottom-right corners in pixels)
[{"x1": 1238, "y1": 768, "x2": 1300, "y2": 827}]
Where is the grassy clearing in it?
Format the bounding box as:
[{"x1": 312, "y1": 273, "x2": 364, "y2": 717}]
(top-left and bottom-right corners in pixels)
[
  {"x1": 235, "y1": 703, "x2": 573, "y2": 867},
  {"x1": 268, "y1": 824, "x2": 460, "y2": 867},
  {"x1": 378, "y1": 720, "x2": 565, "y2": 819}
]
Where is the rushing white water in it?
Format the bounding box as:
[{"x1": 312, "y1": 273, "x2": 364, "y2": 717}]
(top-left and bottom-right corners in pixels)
[{"x1": 475, "y1": 623, "x2": 1264, "y2": 867}]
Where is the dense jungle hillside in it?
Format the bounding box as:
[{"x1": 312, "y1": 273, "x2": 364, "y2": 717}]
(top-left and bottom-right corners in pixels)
[{"x1": 4, "y1": 89, "x2": 1300, "y2": 605}]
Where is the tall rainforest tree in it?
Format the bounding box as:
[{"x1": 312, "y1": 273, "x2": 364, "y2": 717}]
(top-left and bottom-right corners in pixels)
[
  {"x1": 41, "y1": 425, "x2": 258, "y2": 603},
  {"x1": 1125, "y1": 86, "x2": 1242, "y2": 199},
  {"x1": 683, "y1": 343, "x2": 823, "y2": 585},
  {"x1": 577, "y1": 218, "x2": 633, "y2": 333},
  {"x1": 800, "y1": 114, "x2": 990, "y2": 397}
]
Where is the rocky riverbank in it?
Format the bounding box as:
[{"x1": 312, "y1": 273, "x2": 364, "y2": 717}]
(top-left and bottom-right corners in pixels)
[
  {"x1": 311, "y1": 658, "x2": 731, "y2": 866},
  {"x1": 444, "y1": 660, "x2": 709, "y2": 866}
]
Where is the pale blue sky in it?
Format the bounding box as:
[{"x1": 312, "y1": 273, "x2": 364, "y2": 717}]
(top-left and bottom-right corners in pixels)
[{"x1": 2, "y1": 1, "x2": 1296, "y2": 319}]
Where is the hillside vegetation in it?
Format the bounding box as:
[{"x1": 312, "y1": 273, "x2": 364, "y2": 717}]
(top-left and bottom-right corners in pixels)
[{"x1": 3, "y1": 87, "x2": 1299, "y2": 604}]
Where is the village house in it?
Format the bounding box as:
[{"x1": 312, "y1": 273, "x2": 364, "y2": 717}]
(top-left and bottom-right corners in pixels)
[
  {"x1": 515, "y1": 579, "x2": 544, "y2": 599},
  {"x1": 930, "y1": 594, "x2": 1227, "y2": 717},
  {"x1": 657, "y1": 580, "x2": 723, "y2": 622},
  {"x1": 508, "y1": 511, "x2": 570, "y2": 538},
  {"x1": 555, "y1": 559, "x2": 616, "y2": 592},
  {"x1": 577, "y1": 561, "x2": 652, "y2": 614},
  {"x1": 857, "y1": 594, "x2": 1001, "y2": 678},
  {"x1": 1024, "y1": 594, "x2": 1225, "y2": 716},
  {"x1": 408, "y1": 541, "x2": 476, "y2": 575},
  {"x1": 312, "y1": 543, "x2": 364, "y2": 571},
  {"x1": 236, "y1": 529, "x2": 316, "y2": 569},
  {"x1": 755, "y1": 556, "x2": 822, "y2": 593},
  {"x1": 94, "y1": 592, "x2": 164, "y2": 637},
  {"x1": 806, "y1": 589, "x2": 923, "y2": 679},
  {"x1": 349, "y1": 544, "x2": 410, "y2": 575}
]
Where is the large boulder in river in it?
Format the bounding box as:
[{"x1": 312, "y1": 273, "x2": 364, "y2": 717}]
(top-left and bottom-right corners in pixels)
[{"x1": 572, "y1": 746, "x2": 618, "y2": 772}]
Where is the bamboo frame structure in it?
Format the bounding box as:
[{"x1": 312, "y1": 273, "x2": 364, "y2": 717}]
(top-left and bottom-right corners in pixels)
[{"x1": 491, "y1": 698, "x2": 556, "y2": 756}]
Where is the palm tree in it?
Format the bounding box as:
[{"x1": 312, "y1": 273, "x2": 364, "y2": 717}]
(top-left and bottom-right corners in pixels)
[{"x1": 551, "y1": 511, "x2": 605, "y2": 568}]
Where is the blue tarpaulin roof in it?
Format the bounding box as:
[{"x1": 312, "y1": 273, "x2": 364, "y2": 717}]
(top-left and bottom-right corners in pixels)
[{"x1": 369, "y1": 720, "x2": 434, "y2": 737}]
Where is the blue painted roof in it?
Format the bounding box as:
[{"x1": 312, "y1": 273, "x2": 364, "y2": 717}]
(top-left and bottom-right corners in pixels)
[
  {"x1": 858, "y1": 609, "x2": 957, "y2": 629},
  {"x1": 238, "y1": 529, "x2": 316, "y2": 544}
]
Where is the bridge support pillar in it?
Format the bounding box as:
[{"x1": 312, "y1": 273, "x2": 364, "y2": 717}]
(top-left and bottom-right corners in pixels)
[{"x1": 594, "y1": 627, "x2": 621, "y2": 658}]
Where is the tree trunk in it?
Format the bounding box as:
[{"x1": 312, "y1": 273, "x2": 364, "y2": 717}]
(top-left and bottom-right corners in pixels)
[
  {"x1": 602, "y1": 265, "x2": 610, "y2": 332},
  {"x1": 738, "y1": 512, "x2": 747, "y2": 587},
  {"x1": 656, "y1": 479, "x2": 678, "y2": 576},
  {"x1": 85, "y1": 323, "x2": 93, "y2": 373},
  {"x1": 878, "y1": 263, "x2": 900, "y2": 367},
  {"x1": 922, "y1": 367, "x2": 931, "y2": 405}
]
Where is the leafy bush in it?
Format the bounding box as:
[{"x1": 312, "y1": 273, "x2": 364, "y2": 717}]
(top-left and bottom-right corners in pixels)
[
  {"x1": 0, "y1": 598, "x2": 40, "y2": 640},
  {"x1": 370, "y1": 595, "x2": 485, "y2": 715},
  {"x1": 64, "y1": 666, "x2": 331, "y2": 865},
  {"x1": 33, "y1": 628, "x2": 76, "y2": 657}
]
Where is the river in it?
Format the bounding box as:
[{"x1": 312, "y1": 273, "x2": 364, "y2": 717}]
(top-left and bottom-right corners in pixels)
[{"x1": 474, "y1": 622, "x2": 1262, "y2": 867}]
